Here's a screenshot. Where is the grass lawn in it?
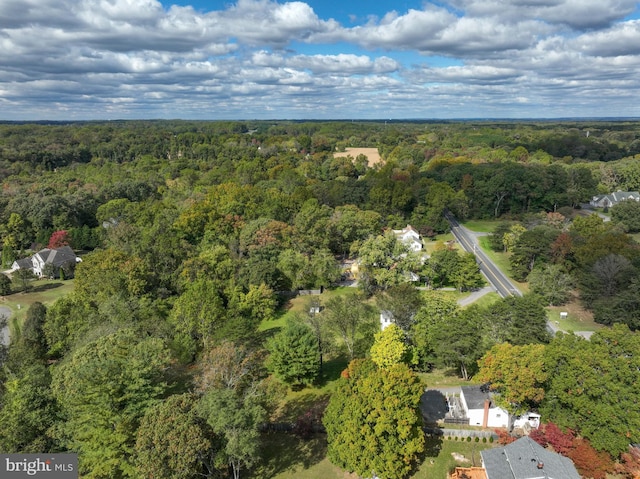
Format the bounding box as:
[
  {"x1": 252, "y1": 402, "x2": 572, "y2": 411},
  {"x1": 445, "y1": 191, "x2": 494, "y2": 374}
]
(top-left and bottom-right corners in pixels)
[
  {"x1": 547, "y1": 301, "x2": 603, "y2": 332},
  {"x1": 259, "y1": 286, "x2": 360, "y2": 333},
  {"x1": 468, "y1": 291, "x2": 501, "y2": 309},
  {"x1": 413, "y1": 436, "x2": 496, "y2": 479},
  {"x1": 418, "y1": 368, "x2": 468, "y2": 389},
  {"x1": 2, "y1": 279, "x2": 75, "y2": 336},
  {"x1": 461, "y1": 219, "x2": 503, "y2": 233},
  {"x1": 252, "y1": 432, "x2": 497, "y2": 479}
]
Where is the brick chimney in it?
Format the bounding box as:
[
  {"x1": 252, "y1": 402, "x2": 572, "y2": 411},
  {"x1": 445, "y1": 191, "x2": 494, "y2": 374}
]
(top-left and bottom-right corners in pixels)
[{"x1": 482, "y1": 399, "x2": 490, "y2": 428}]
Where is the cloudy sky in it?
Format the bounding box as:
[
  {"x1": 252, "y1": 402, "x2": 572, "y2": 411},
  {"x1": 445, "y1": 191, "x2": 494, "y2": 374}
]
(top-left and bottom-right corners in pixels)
[{"x1": 1, "y1": 0, "x2": 639, "y2": 120}]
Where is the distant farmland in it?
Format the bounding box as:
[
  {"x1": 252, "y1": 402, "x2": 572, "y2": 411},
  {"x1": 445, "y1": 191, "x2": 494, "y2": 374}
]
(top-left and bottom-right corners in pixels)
[{"x1": 334, "y1": 147, "x2": 382, "y2": 167}]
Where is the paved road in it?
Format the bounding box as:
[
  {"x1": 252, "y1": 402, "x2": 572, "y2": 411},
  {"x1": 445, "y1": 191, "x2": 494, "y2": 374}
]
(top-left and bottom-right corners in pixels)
[
  {"x1": 445, "y1": 211, "x2": 522, "y2": 298},
  {"x1": 0, "y1": 306, "x2": 10, "y2": 346}
]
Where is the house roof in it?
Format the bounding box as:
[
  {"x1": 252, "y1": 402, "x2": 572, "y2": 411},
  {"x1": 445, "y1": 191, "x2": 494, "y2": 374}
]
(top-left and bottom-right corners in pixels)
[
  {"x1": 461, "y1": 385, "x2": 493, "y2": 410},
  {"x1": 593, "y1": 191, "x2": 640, "y2": 204},
  {"x1": 481, "y1": 437, "x2": 581, "y2": 479},
  {"x1": 13, "y1": 257, "x2": 33, "y2": 269},
  {"x1": 34, "y1": 245, "x2": 77, "y2": 267}
]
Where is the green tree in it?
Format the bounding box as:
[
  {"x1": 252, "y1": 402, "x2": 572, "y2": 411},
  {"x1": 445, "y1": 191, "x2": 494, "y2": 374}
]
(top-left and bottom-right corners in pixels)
[
  {"x1": 74, "y1": 248, "x2": 150, "y2": 301},
  {"x1": 375, "y1": 283, "x2": 423, "y2": 333},
  {"x1": 483, "y1": 294, "x2": 551, "y2": 346},
  {"x1": 611, "y1": 200, "x2": 640, "y2": 232},
  {"x1": 323, "y1": 293, "x2": 377, "y2": 360},
  {"x1": 476, "y1": 343, "x2": 548, "y2": 414},
  {"x1": 450, "y1": 252, "x2": 484, "y2": 292},
  {"x1": 431, "y1": 307, "x2": 485, "y2": 380},
  {"x1": 13, "y1": 267, "x2": 36, "y2": 292},
  {"x1": 135, "y1": 394, "x2": 222, "y2": 479},
  {"x1": 1, "y1": 244, "x2": 16, "y2": 270},
  {"x1": 51, "y1": 329, "x2": 171, "y2": 478},
  {"x1": 410, "y1": 292, "x2": 460, "y2": 370},
  {"x1": 0, "y1": 364, "x2": 59, "y2": 453},
  {"x1": 502, "y1": 223, "x2": 527, "y2": 252},
  {"x1": 170, "y1": 279, "x2": 226, "y2": 352},
  {"x1": 541, "y1": 326, "x2": 640, "y2": 456},
  {"x1": 0, "y1": 273, "x2": 11, "y2": 295},
  {"x1": 277, "y1": 248, "x2": 312, "y2": 290},
  {"x1": 266, "y1": 319, "x2": 320, "y2": 387},
  {"x1": 196, "y1": 341, "x2": 265, "y2": 393},
  {"x1": 509, "y1": 226, "x2": 560, "y2": 281},
  {"x1": 323, "y1": 360, "x2": 425, "y2": 479},
  {"x1": 528, "y1": 264, "x2": 574, "y2": 306},
  {"x1": 370, "y1": 324, "x2": 408, "y2": 369},
  {"x1": 5, "y1": 212, "x2": 31, "y2": 250},
  {"x1": 198, "y1": 388, "x2": 266, "y2": 479},
  {"x1": 357, "y1": 231, "x2": 419, "y2": 292},
  {"x1": 20, "y1": 302, "x2": 48, "y2": 360},
  {"x1": 329, "y1": 205, "x2": 381, "y2": 256}
]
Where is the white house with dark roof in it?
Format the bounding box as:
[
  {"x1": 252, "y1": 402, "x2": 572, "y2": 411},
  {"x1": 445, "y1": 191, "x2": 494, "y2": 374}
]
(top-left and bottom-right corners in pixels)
[
  {"x1": 11, "y1": 245, "x2": 81, "y2": 278},
  {"x1": 481, "y1": 436, "x2": 581, "y2": 479},
  {"x1": 460, "y1": 385, "x2": 510, "y2": 428},
  {"x1": 459, "y1": 385, "x2": 540, "y2": 430},
  {"x1": 590, "y1": 191, "x2": 640, "y2": 208}
]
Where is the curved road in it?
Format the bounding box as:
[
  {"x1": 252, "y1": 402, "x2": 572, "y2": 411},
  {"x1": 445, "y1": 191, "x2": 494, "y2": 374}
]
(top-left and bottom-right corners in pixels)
[
  {"x1": 0, "y1": 305, "x2": 10, "y2": 346},
  {"x1": 445, "y1": 211, "x2": 522, "y2": 298}
]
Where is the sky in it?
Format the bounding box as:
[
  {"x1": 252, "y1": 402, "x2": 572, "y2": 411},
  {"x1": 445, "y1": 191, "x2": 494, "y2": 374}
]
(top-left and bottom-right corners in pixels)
[{"x1": 1, "y1": 0, "x2": 639, "y2": 120}]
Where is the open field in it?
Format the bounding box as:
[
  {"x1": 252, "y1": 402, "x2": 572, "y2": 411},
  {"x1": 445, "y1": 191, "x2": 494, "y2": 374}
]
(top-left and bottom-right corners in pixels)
[{"x1": 333, "y1": 147, "x2": 382, "y2": 168}]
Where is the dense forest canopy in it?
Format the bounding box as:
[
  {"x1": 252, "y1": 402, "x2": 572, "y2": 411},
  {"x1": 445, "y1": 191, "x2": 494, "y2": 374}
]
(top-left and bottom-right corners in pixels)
[{"x1": 1, "y1": 120, "x2": 640, "y2": 478}]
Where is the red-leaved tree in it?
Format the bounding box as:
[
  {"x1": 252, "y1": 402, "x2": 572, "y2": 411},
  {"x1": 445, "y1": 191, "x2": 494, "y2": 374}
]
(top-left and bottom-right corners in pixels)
[
  {"x1": 568, "y1": 438, "x2": 615, "y2": 479},
  {"x1": 530, "y1": 423, "x2": 615, "y2": 479},
  {"x1": 530, "y1": 422, "x2": 575, "y2": 455},
  {"x1": 618, "y1": 446, "x2": 640, "y2": 479},
  {"x1": 48, "y1": 230, "x2": 71, "y2": 249}
]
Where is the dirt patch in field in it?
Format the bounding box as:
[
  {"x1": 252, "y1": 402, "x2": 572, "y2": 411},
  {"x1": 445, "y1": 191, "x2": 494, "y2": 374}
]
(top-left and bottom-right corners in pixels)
[{"x1": 334, "y1": 147, "x2": 383, "y2": 168}]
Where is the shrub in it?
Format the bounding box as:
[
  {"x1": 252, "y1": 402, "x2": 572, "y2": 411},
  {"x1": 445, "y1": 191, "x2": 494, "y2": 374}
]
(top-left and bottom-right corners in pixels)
[
  {"x1": 467, "y1": 436, "x2": 472, "y2": 442},
  {"x1": 475, "y1": 437, "x2": 479, "y2": 442}
]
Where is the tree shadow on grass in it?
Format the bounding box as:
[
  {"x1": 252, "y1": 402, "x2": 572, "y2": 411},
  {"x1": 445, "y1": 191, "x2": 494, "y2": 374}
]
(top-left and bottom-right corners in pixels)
[
  {"x1": 274, "y1": 392, "x2": 329, "y2": 423},
  {"x1": 315, "y1": 355, "x2": 347, "y2": 387},
  {"x1": 254, "y1": 432, "x2": 327, "y2": 478},
  {"x1": 29, "y1": 282, "x2": 65, "y2": 293}
]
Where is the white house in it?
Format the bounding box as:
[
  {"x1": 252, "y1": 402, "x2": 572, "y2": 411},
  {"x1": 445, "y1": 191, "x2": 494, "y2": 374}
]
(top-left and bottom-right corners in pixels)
[
  {"x1": 459, "y1": 385, "x2": 540, "y2": 430},
  {"x1": 11, "y1": 245, "x2": 81, "y2": 278},
  {"x1": 380, "y1": 310, "x2": 393, "y2": 330},
  {"x1": 460, "y1": 385, "x2": 510, "y2": 428},
  {"x1": 392, "y1": 224, "x2": 423, "y2": 251},
  {"x1": 590, "y1": 191, "x2": 640, "y2": 208}
]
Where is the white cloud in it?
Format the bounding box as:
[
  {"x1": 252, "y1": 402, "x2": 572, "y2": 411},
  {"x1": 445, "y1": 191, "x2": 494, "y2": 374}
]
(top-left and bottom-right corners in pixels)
[{"x1": 0, "y1": 0, "x2": 639, "y2": 119}]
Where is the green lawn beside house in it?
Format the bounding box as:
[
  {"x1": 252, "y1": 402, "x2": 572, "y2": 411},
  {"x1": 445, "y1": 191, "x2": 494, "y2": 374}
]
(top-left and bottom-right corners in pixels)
[{"x1": 2, "y1": 278, "x2": 75, "y2": 338}]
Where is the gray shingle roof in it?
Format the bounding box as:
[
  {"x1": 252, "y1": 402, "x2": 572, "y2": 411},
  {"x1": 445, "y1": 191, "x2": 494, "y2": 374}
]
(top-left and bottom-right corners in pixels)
[
  {"x1": 35, "y1": 245, "x2": 77, "y2": 267},
  {"x1": 461, "y1": 385, "x2": 492, "y2": 410},
  {"x1": 481, "y1": 436, "x2": 581, "y2": 479}
]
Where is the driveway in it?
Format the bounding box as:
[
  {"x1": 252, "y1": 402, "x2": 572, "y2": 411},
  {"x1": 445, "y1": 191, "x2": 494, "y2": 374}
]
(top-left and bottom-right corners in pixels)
[{"x1": 0, "y1": 306, "x2": 10, "y2": 346}]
